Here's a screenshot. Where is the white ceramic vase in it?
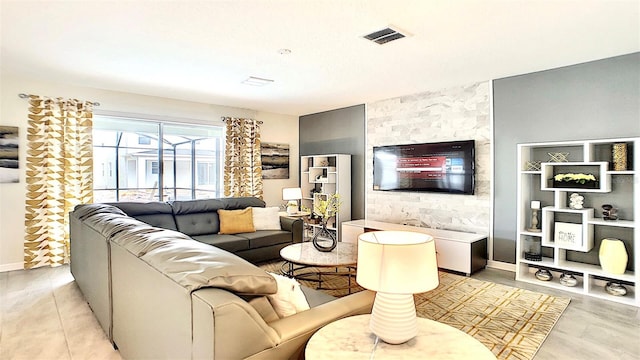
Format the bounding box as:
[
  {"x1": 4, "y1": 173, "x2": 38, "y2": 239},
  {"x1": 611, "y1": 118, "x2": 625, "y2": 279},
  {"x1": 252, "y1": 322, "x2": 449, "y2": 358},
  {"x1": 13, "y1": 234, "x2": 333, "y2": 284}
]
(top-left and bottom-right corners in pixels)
[{"x1": 599, "y1": 238, "x2": 628, "y2": 275}]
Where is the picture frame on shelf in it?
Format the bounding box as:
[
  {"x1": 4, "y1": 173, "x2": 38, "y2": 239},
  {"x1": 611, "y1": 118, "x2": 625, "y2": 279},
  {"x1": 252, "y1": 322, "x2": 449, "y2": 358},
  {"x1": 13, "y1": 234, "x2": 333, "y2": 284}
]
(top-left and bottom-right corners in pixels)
[{"x1": 554, "y1": 222, "x2": 583, "y2": 249}]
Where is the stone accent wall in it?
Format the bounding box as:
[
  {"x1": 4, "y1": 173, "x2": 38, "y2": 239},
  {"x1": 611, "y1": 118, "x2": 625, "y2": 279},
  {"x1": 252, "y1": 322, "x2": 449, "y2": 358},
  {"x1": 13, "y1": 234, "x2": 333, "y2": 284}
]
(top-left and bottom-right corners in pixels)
[{"x1": 366, "y1": 81, "x2": 491, "y2": 234}]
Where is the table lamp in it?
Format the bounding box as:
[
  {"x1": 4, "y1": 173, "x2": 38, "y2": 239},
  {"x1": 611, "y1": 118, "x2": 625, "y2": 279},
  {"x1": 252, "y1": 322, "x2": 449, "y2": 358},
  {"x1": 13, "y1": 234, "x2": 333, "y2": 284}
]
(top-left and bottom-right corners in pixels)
[
  {"x1": 282, "y1": 187, "x2": 302, "y2": 215},
  {"x1": 357, "y1": 231, "x2": 439, "y2": 344}
]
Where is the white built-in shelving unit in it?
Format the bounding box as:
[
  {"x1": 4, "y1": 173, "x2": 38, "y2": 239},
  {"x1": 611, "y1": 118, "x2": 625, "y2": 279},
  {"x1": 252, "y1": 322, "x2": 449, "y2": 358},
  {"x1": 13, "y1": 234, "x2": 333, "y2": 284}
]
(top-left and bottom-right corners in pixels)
[
  {"x1": 300, "y1": 154, "x2": 351, "y2": 241},
  {"x1": 516, "y1": 137, "x2": 639, "y2": 307}
]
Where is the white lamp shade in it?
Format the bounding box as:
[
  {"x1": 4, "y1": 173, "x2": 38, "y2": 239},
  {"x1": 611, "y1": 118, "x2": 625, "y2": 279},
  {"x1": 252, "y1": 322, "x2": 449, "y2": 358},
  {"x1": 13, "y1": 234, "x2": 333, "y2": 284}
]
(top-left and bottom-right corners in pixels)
[
  {"x1": 356, "y1": 231, "x2": 439, "y2": 294},
  {"x1": 282, "y1": 187, "x2": 302, "y2": 201}
]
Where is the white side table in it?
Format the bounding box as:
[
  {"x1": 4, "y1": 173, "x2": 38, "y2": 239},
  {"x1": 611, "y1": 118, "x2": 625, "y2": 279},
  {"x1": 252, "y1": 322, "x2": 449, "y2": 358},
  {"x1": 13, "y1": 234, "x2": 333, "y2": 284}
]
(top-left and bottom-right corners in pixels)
[{"x1": 306, "y1": 314, "x2": 496, "y2": 359}]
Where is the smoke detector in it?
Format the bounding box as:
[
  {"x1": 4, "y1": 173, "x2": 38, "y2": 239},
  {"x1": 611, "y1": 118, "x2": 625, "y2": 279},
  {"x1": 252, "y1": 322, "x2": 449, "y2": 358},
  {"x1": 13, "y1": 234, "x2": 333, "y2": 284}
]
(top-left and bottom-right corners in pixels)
[{"x1": 363, "y1": 26, "x2": 410, "y2": 45}]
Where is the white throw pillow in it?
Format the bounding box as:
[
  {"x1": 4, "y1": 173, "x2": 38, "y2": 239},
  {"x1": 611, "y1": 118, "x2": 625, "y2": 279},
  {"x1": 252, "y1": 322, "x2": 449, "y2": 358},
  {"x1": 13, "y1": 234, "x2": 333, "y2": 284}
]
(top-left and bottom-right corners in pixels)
[
  {"x1": 252, "y1": 207, "x2": 281, "y2": 230},
  {"x1": 267, "y1": 272, "x2": 310, "y2": 318}
]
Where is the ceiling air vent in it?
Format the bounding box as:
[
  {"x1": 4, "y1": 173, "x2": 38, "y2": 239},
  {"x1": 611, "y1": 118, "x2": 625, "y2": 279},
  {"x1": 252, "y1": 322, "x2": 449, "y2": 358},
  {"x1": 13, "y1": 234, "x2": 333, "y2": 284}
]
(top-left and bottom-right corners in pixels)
[{"x1": 363, "y1": 27, "x2": 407, "y2": 45}]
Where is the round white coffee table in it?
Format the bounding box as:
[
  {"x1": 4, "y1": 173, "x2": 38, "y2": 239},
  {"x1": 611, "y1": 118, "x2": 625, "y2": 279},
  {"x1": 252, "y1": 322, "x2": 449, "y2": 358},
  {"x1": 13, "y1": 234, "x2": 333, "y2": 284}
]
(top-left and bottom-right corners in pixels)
[
  {"x1": 306, "y1": 314, "x2": 496, "y2": 359},
  {"x1": 280, "y1": 242, "x2": 357, "y2": 293}
]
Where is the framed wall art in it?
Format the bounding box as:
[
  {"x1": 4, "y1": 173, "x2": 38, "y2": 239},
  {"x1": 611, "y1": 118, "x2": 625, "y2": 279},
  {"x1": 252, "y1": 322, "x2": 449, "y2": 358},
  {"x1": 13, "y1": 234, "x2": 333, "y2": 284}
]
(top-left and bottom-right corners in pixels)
[
  {"x1": 261, "y1": 142, "x2": 289, "y2": 179},
  {"x1": 0, "y1": 126, "x2": 19, "y2": 183}
]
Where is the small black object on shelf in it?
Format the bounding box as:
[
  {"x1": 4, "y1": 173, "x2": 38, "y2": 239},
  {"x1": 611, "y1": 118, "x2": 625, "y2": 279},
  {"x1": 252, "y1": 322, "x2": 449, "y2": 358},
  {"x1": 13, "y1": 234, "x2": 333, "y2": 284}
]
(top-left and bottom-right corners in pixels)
[{"x1": 524, "y1": 252, "x2": 542, "y2": 261}]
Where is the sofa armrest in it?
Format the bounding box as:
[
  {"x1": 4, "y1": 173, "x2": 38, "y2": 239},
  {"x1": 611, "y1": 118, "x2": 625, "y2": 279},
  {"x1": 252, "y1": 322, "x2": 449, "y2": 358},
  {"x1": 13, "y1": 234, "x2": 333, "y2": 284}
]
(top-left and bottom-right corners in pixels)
[
  {"x1": 257, "y1": 290, "x2": 375, "y2": 359},
  {"x1": 280, "y1": 217, "x2": 304, "y2": 243},
  {"x1": 192, "y1": 288, "x2": 280, "y2": 360}
]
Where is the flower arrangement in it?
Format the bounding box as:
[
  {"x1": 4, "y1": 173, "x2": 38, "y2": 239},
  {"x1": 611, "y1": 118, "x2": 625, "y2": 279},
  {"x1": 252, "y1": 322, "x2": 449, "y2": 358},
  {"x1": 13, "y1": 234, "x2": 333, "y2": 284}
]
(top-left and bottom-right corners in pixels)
[
  {"x1": 312, "y1": 193, "x2": 341, "y2": 223},
  {"x1": 553, "y1": 173, "x2": 597, "y2": 184}
]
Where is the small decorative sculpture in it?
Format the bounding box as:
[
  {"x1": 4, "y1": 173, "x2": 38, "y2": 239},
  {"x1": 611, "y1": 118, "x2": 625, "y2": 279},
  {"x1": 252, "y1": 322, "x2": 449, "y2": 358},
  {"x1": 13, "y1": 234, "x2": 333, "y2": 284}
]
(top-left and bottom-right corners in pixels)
[
  {"x1": 602, "y1": 204, "x2": 618, "y2": 221},
  {"x1": 548, "y1": 152, "x2": 569, "y2": 162},
  {"x1": 527, "y1": 201, "x2": 541, "y2": 232},
  {"x1": 569, "y1": 193, "x2": 584, "y2": 209},
  {"x1": 525, "y1": 161, "x2": 541, "y2": 171}
]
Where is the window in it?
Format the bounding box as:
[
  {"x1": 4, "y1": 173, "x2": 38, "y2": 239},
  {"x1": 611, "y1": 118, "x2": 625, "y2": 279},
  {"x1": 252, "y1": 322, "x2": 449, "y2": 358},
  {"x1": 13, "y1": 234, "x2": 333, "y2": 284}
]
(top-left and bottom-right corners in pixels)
[{"x1": 92, "y1": 115, "x2": 224, "y2": 202}]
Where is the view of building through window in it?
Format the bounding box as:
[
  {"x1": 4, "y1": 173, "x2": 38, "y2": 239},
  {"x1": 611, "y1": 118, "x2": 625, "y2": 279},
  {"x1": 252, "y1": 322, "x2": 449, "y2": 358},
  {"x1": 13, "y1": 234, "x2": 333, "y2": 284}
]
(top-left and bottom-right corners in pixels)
[{"x1": 93, "y1": 116, "x2": 224, "y2": 202}]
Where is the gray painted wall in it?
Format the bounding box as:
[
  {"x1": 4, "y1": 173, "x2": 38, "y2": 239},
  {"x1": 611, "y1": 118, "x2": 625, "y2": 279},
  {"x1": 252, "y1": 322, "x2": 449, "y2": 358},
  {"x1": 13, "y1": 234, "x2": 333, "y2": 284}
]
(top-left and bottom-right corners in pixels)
[
  {"x1": 493, "y1": 53, "x2": 640, "y2": 263},
  {"x1": 299, "y1": 105, "x2": 366, "y2": 220}
]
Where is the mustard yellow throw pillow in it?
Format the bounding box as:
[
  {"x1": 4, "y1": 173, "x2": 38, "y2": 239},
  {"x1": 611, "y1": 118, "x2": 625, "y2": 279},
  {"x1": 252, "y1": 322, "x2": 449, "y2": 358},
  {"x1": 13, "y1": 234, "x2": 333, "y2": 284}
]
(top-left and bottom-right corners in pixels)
[{"x1": 218, "y1": 208, "x2": 256, "y2": 234}]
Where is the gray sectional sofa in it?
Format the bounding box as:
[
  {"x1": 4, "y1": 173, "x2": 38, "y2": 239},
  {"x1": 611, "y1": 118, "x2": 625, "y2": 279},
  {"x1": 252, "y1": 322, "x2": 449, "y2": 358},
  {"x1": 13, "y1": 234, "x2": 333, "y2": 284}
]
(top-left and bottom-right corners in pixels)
[
  {"x1": 108, "y1": 197, "x2": 303, "y2": 263},
  {"x1": 69, "y1": 198, "x2": 374, "y2": 359}
]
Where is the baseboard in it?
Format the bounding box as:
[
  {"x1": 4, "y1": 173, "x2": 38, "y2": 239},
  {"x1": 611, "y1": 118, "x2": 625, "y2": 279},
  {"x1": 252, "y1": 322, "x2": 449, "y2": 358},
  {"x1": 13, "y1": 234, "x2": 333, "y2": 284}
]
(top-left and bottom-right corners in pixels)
[
  {"x1": 487, "y1": 260, "x2": 516, "y2": 272},
  {"x1": 0, "y1": 262, "x2": 24, "y2": 272}
]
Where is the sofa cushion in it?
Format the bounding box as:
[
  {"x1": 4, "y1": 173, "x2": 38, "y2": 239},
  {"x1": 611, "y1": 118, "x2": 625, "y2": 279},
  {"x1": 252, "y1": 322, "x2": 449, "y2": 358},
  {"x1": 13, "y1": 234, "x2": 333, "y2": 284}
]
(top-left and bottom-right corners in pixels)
[
  {"x1": 239, "y1": 230, "x2": 292, "y2": 249},
  {"x1": 109, "y1": 202, "x2": 177, "y2": 231},
  {"x1": 73, "y1": 203, "x2": 127, "y2": 220},
  {"x1": 171, "y1": 199, "x2": 226, "y2": 235},
  {"x1": 111, "y1": 226, "x2": 193, "y2": 257},
  {"x1": 220, "y1": 197, "x2": 266, "y2": 210},
  {"x1": 252, "y1": 207, "x2": 281, "y2": 231},
  {"x1": 266, "y1": 272, "x2": 310, "y2": 318},
  {"x1": 191, "y1": 234, "x2": 250, "y2": 253},
  {"x1": 140, "y1": 239, "x2": 277, "y2": 294},
  {"x1": 218, "y1": 208, "x2": 255, "y2": 234}
]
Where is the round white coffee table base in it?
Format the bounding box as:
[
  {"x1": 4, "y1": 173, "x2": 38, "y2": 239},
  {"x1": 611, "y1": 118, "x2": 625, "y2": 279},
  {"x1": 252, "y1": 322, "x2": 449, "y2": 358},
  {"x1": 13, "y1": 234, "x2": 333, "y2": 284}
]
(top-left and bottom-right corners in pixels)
[{"x1": 306, "y1": 314, "x2": 496, "y2": 360}]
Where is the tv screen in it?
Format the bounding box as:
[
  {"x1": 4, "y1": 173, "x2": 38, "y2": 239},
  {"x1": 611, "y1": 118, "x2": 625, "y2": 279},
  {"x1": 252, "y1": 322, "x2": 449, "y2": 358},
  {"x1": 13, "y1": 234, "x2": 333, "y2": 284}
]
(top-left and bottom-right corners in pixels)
[{"x1": 373, "y1": 140, "x2": 475, "y2": 194}]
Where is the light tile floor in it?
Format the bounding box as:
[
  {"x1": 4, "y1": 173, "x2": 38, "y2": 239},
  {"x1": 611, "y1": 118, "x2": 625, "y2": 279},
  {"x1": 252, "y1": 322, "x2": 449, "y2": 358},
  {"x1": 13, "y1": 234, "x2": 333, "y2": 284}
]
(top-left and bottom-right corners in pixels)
[
  {"x1": 0, "y1": 265, "x2": 638, "y2": 359},
  {"x1": 0, "y1": 266, "x2": 121, "y2": 360}
]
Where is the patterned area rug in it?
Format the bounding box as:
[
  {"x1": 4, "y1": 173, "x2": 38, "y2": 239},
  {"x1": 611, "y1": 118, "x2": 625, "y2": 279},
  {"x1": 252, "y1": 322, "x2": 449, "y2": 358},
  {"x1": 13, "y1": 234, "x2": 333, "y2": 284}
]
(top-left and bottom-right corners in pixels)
[{"x1": 260, "y1": 262, "x2": 570, "y2": 360}]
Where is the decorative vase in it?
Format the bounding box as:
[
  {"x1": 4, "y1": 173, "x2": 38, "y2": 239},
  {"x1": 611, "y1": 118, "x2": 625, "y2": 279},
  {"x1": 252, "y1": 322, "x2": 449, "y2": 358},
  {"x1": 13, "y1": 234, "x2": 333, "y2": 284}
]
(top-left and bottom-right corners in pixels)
[
  {"x1": 535, "y1": 269, "x2": 553, "y2": 281},
  {"x1": 559, "y1": 273, "x2": 578, "y2": 287},
  {"x1": 605, "y1": 282, "x2": 628, "y2": 296},
  {"x1": 524, "y1": 236, "x2": 542, "y2": 261},
  {"x1": 599, "y1": 238, "x2": 628, "y2": 275},
  {"x1": 612, "y1": 143, "x2": 627, "y2": 171},
  {"x1": 312, "y1": 222, "x2": 337, "y2": 252}
]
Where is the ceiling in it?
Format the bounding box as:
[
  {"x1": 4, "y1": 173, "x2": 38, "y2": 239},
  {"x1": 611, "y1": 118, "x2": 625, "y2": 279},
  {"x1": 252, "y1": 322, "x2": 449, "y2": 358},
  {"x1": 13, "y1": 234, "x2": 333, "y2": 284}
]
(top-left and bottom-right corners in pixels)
[{"x1": 2, "y1": 0, "x2": 638, "y2": 116}]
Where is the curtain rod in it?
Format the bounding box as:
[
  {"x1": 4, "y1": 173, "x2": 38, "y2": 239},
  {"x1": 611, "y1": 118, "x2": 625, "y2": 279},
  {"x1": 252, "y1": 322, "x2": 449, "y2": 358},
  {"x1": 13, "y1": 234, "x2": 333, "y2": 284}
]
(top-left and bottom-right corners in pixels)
[
  {"x1": 18, "y1": 93, "x2": 101, "y2": 107},
  {"x1": 221, "y1": 117, "x2": 263, "y2": 125}
]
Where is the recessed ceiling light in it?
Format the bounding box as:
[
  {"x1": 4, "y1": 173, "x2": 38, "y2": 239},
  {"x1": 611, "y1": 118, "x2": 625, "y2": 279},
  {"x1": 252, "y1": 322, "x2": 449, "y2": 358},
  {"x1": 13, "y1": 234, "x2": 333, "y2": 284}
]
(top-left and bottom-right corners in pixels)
[{"x1": 242, "y1": 76, "x2": 274, "y2": 87}]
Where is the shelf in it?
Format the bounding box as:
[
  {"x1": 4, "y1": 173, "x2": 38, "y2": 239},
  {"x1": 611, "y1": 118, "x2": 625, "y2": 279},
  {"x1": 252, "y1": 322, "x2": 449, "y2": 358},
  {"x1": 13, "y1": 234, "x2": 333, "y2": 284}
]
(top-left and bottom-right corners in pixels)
[
  {"x1": 607, "y1": 170, "x2": 635, "y2": 175},
  {"x1": 558, "y1": 260, "x2": 636, "y2": 283},
  {"x1": 588, "y1": 219, "x2": 635, "y2": 228},
  {"x1": 541, "y1": 207, "x2": 594, "y2": 251},
  {"x1": 516, "y1": 269, "x2": 585, "y2": 295},
  {"x1": 540, "y1": 161, "x2": 611, "y2": 193},
  {"x1": 587, "y1": 277, "x2": 636, "y2": 306},
  {"x1": 300, "y1": 154, "x2": 351, "y2": 242},
  {"x1": 516, "y1": 138, "x2": 639, "y2": 307},
  {"x1": 520, "y1": 230, "x2": 543, "y2": 237},
  {"x1": 519, "y1": 256, "x2": 555, "y2": 267}
]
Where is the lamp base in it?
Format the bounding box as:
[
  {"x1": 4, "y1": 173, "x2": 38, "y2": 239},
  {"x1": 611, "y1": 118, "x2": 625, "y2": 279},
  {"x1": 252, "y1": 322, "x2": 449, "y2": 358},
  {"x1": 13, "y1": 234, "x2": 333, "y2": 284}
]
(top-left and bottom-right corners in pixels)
[{"x1": 369, "y1": 292, "x2": 417, "y2": 344}]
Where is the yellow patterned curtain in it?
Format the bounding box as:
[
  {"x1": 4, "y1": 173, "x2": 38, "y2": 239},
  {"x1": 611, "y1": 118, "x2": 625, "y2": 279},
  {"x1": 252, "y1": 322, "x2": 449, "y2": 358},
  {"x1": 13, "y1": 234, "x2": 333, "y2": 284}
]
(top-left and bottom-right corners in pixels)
[
  {"x1": 222, "y1": 117, "x2": 263, "y2": 199},
  {"x1": 24, "y1": 96, "x2": 94, "y2": 269}
]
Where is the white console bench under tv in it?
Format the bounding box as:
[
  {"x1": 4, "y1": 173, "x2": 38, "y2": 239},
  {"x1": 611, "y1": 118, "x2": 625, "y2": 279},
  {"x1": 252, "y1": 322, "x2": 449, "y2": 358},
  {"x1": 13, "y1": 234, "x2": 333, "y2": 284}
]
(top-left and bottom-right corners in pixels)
[{"x1": 341, "y1": 220, "x2": 487, "y2": 276}]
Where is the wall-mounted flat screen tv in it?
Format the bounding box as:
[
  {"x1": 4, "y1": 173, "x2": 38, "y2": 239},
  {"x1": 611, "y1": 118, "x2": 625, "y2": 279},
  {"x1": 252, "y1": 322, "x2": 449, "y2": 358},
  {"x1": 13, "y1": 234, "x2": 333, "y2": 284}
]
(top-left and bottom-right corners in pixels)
[{"x1": 373, "y1": 140, "x2": 475, "y2": 195}]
